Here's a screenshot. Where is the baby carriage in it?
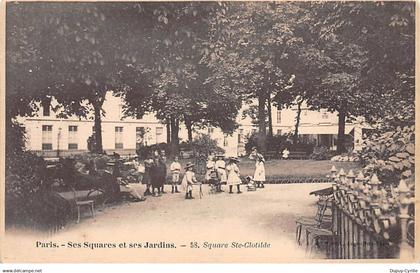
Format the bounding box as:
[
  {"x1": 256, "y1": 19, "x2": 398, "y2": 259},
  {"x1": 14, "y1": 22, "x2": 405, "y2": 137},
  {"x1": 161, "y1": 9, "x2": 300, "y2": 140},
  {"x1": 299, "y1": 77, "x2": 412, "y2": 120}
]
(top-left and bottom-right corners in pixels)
[{"x1": 245, "y1": 176, "x2": 257, "y2": 191}]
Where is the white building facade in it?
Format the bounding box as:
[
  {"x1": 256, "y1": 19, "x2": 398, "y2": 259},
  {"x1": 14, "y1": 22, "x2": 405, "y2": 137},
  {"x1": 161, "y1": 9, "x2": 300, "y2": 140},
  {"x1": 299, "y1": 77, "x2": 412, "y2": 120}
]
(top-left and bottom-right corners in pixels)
[{"x1": 18, "y1": 92, "x2": 365, "y2": 158}]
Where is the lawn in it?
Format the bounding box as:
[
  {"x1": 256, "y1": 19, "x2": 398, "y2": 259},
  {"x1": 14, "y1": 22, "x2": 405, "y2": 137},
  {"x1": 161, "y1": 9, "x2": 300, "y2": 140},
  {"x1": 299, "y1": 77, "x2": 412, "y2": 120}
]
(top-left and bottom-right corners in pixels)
[{"x1": 172, "y1": 158, "x2": 361, "y2": 181}]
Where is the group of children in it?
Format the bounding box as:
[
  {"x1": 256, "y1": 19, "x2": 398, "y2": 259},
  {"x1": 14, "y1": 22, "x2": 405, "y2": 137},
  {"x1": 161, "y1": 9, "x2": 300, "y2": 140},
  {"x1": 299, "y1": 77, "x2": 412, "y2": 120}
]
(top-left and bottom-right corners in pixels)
[
  {"x1": 167, "y1": 147, "x2": 266, "y2": 199},
  {"x1": 122, "y1": 147, "x2": 267, "y2": 200}
]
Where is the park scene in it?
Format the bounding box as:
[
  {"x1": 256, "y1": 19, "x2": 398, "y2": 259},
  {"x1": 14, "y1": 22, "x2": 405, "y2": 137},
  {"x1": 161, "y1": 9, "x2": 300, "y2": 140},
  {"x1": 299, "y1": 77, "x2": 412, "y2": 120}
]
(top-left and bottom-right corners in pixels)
[{"x1": 4, "y1": 1, "x2": 415, "y2": 262}]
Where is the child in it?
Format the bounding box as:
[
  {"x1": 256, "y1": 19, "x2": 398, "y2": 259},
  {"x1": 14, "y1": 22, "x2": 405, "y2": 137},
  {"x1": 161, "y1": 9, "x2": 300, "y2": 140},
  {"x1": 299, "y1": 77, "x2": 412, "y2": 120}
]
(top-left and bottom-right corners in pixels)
[
  {"x1": 282, "y1": 148, "x2": 290, "y2": 159},
  {"x1": 181, "y1": 162, "x2": 197, "y2": 199},
  {"x1": 170, "y1": 156, "x2": 181, "y2": 193},
  {"x1": 245, "y1": 176, "x2": 257, "y2": 191},
  {"x1": 250, "y1": 147, "x2": 266, "y2": 188},
  {"x1": 205, "y1": 154, "x2": 219, "y2": 193},
  {"x1": 226, "y1": 157, "x2": 242, "y2": 194},
  {"x1": 215, "y1": 154, "x2": 227, "y2": 192},
  {"x1": 136, "y1": 158, "x2": 145, "y2": 183}
]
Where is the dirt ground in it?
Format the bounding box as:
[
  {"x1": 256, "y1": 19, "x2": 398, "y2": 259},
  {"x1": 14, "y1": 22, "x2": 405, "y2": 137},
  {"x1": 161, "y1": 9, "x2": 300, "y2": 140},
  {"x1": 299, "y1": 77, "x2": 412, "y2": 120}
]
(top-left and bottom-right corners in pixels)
[{"x1": 4, "y1": 183, "x2": 330, "y2": 263}]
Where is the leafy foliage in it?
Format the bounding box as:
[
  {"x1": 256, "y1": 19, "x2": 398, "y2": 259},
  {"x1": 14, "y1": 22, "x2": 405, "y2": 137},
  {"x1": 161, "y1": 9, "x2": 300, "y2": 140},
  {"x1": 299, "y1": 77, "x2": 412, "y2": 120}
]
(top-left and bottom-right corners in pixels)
[
  {"x1": 310, "y1": 146, "x2": 336, "y2": 161},
  {"x1": 190, "y1": 134, "x2": 225, "y2": 156},
  {"x1": 360, "y1": 125, "x2": 415, "y2": 185}
]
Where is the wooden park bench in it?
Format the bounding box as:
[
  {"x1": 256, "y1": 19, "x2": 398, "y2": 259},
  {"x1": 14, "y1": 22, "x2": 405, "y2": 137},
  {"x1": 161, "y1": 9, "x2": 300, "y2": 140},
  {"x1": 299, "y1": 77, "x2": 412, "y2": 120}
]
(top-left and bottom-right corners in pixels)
[
  {"x1": 288, "y1": 151, "x2": 309, "y2": 160},
  {"x1": 265, "y1": 151, "x2": 279, "y2": 160}
]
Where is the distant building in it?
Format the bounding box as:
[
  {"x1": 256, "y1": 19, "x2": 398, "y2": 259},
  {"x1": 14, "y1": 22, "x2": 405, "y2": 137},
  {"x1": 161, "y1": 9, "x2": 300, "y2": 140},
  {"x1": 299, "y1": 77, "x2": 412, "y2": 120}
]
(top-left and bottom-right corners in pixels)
[
  {"x1": 17, "y1": 92, "x2": 166, "y2": 158},
  {"x1": 17, "y1": 92, "x2": 366, "y2": 158}
]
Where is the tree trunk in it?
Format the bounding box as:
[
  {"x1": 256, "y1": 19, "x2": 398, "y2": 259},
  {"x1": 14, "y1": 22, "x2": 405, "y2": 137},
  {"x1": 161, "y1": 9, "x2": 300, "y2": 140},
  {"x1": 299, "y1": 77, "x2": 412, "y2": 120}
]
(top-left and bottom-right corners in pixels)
[
  {"x1": 170, "y1": 116, "x2": 180, "y2": 156},
  {"x1": 257, "y1": 92, "x2": 267, "y2": 153},
  {"x1": 185, "y1": 117, "x2": 193, "y2": 142},
  {"x1": 267, "y1": 93, "x2": 273, "y2": 139},
  {"x1": 166, "y1": 118, "x2": 171, "y2": 144},
  {"x1": 337, "y1": 104, "x2": 347, "y2": 154},
  {"x1": 92, "y1": 98, "x2": 104, "y2": 154},
  {"x1": 293, "y1": 99, "x2": 303, "y2": 145},
  {"x1": 41, "y1": 96, "x2": 52, "y2": 116}
]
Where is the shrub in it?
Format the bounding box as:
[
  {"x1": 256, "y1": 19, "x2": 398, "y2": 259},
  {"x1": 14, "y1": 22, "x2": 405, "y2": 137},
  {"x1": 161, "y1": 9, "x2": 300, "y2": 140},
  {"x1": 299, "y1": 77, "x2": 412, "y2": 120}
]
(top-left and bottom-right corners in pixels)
[
  {"x1": 310, "y1": 146, "x2": 335, "y2": 160},
  {"x1": 72, "y1": 153, "x2": 112, "y2": 170},
  {"x1": 290, "y1": 143, "x2": 315, "y2": 154},
  {"x1": 191, "y1": 134, "x2": 225, "y2": 156},
  {"x1": 5, "y1": 151, "x2": 51, "y2": 226},
  {"x1": 359, "y1": 125, "x2": 415, "y2": 186},
  {"x1": 245, "y1": 133, "x2": 292, "y2": 154}
]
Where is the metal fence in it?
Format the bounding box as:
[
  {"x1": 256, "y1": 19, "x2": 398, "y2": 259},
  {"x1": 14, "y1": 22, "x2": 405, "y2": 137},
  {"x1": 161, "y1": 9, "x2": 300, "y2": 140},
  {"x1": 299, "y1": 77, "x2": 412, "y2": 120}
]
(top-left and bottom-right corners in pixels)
[{"x1": 329, "y1": 167, "x2": 415, "y2": 259}]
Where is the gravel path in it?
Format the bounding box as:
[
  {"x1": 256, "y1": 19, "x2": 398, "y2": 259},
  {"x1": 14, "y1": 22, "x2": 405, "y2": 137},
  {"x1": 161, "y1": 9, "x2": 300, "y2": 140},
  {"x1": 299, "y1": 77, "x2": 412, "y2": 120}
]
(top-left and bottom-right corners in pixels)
[{"x1": 4, "y1": 183, "x2": 330, "y2": 262}]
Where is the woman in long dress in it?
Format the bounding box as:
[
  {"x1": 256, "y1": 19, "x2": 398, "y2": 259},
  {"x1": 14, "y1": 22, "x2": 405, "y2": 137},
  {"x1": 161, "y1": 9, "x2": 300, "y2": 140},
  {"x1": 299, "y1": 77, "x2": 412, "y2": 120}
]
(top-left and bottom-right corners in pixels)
[
  {"x1": 226, "y1": 157, "x2": 242, "y2": 194},
  {"x1": 250, "y1": 147, "x2": 266, "y2": 188}
]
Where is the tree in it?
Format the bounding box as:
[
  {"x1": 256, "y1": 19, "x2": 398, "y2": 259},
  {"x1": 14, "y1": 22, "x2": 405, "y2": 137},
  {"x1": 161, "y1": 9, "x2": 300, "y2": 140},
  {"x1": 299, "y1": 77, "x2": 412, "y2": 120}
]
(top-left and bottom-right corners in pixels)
[
  {"x1": 122, "y1": 2, "x2": 241, "y2": 156},
  {"x1": 7, "y1": 3, "x2": 155, "y2": 153},
  {"x1": 203, "y1": 2, "x2": 313, "y2": 153},
  {"x1": 303, "y1": 2, "x2": 415, "y2": 152}
]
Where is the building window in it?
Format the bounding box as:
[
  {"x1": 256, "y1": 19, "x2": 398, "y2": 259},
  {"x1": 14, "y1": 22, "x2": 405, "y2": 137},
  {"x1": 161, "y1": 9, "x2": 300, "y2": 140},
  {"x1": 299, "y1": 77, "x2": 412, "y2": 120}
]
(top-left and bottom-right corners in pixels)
[
  {"x1": 277, "y1": 129, "x2": 282, "y2": 135},
  {"x1": 42, "y1": 125, "x2": 53, "y2": 150},
  {"x1": 68, "y1": 143, "x2": 78, "y2": 150},
  {"x1": 136, "y1": 127, "x2": 145, "y2": 150},
  {"x1": 115, "y1": 126, "x2": 123, "y2": 149},
  {"x1": 156, "y1": 127, "x2": 163, "y2": 143},
  {"x1": 277, "y1": 110, "x2": 282, "y2": 124},
  {"x1": 223, "y1": 133, "x2": 228, "y2": 147},
  {"x1": 322, "y1": 112, "x2": 329, "y2": 119},
  {"x1": 208, "y1": 127, "x2": 214, "y2": 134},
  {"x1": 68, "y1": 125, "x2": 78, "y2": 150},
  {"x1": 251, "y1": 128, "x2": 257, "y2": 135}
]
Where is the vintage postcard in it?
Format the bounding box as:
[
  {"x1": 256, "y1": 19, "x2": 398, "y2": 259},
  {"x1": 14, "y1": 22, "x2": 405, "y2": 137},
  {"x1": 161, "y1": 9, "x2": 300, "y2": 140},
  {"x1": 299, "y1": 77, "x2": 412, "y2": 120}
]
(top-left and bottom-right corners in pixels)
[{"x1": 0, "y1": 0, "x2": 418, "y2": 265}]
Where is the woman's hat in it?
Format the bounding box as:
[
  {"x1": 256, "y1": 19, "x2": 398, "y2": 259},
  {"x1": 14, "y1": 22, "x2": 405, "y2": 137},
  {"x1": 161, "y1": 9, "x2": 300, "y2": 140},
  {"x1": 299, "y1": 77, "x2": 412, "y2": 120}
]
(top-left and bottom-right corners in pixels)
[{"x1": 185, "y1": 162, "x2": 195, "y2": 169}]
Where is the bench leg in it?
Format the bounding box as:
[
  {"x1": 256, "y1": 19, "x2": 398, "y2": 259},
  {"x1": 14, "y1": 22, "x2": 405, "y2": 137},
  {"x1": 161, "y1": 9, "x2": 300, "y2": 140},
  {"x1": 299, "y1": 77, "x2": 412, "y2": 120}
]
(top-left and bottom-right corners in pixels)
[
  {"x1": 91, "y1": 203, "x2": 95, "y2": 218},
  {"x1": 76, "y1": 206, "x2": 81, "y2": 223},
  {"x1": 296, "y1": 224, "x2": 302, "y2": 245}
]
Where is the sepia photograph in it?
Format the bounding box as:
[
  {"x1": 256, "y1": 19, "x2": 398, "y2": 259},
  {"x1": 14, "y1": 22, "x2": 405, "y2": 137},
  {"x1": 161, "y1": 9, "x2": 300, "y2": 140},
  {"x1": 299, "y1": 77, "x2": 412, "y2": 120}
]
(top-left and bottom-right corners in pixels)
[{"x1": 1, "y1": 0, "x2": 417, "y2": 264}]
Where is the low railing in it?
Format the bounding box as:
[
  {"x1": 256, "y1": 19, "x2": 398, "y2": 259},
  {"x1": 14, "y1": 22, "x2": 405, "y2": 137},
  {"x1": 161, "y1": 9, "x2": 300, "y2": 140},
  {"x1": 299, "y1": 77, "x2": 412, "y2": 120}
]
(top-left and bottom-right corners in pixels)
[{"x1": 329, "y1": 167, "x2": 415, "y2": 259}]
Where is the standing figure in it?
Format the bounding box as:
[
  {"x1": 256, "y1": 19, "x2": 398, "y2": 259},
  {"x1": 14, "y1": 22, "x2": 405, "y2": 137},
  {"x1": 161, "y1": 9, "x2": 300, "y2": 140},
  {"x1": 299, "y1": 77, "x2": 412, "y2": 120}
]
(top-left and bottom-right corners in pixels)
[
  {"x1": 150, "y1": 154, "x2": 166, "y2": 197},
  {"x1": 215, "y1": 154, "x2": 227, "y2": 192},
  {"x1": 181, "y1": 162, "x2": 197, "y2": 199},
  {"x1": 159, "y1": 150, "x2": 168, "y2": 194},
  {"x1": 136, "y1": 157, "x2": 145, "y2": 183},
  {"x1": 282, "y1": 148, "x2": 290, "y2": 160},
  {"x1": 250, "y1": 147, "x2": 266, "y2": 188},
  {"x1": 170, "y1": 156, "x2": 181, "y2": 193},
  {"x1": 226, "y1": 157, "x2": 242, "y2": 194},
  {"x1": 112, "y1": 158, "x2": 122, "y2": 179},
  {"x1": 205, "y1": 154, "x2": 218, "y2": 191},
  {"x1": 143, "y1": 155, "x2": 154, "y2": 196},
  {"x1": 86, "y1": 159, "x2": 99, "y2": 177},
  {"x1": 158, "y1": 150, "x2": 168, "y2": 193}
]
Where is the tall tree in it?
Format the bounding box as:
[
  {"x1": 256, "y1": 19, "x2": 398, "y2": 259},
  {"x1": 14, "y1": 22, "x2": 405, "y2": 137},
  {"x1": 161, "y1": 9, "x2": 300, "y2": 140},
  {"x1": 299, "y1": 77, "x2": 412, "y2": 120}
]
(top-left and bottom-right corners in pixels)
[
  {"x1": 303, "y1": 2, "x2": 415, "y2": 152},
  {"x1": 203, "y1": 2, "x2": 311, "y2": 153},
  {"x1": 123, "y1": 2, "x2": 241, "y2": 155}
]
